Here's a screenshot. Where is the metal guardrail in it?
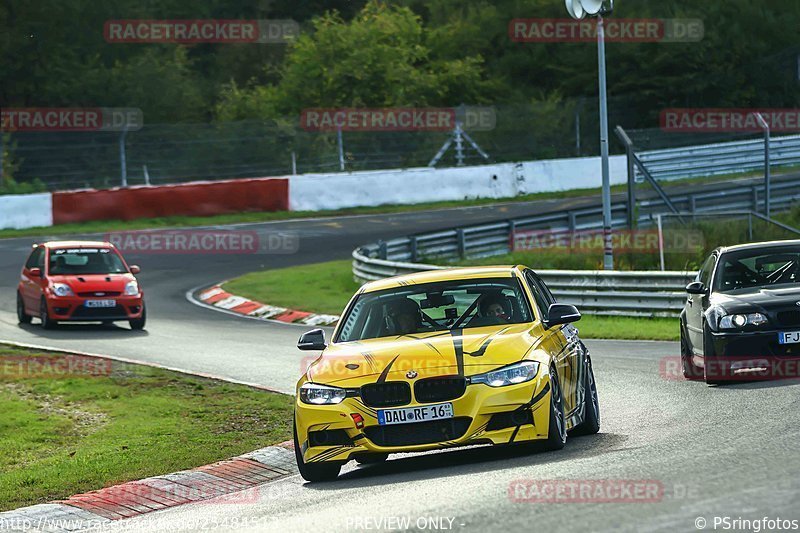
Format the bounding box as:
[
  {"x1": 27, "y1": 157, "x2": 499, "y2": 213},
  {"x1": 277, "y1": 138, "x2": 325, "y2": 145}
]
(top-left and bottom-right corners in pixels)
[
  {"x1": 636, "y1": 134, "x2": 800, "y2": 182},
  {"x1": 352, "y1": 172, "x2": 800, "y2": 317},
  {"x1": 352, "y1": 249, "x2": 694, "y2": 317}
]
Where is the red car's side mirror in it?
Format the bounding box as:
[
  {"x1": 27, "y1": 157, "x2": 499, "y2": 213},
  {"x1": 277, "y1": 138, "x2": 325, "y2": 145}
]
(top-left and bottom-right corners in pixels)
[
  {"x1": 129, "y1": 265, "x2": 141, "y2": 274},
  {"x1": 29, "y1": 267, "x2": 42, "y2": 278}
]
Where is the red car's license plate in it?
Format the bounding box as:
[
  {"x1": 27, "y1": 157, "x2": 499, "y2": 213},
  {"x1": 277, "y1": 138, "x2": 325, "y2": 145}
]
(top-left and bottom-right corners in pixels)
[{"x1": 85, "y1": 300, "x2": 116, "y2": 308}]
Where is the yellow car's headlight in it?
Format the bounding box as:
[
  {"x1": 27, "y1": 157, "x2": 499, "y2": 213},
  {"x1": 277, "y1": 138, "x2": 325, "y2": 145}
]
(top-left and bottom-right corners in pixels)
[
  {"x1": 299, "y1": 383, "x2": 347, "y2": 405},
  {"x1": 470, "y1": 361, "x2": 539, "y2": 387}
]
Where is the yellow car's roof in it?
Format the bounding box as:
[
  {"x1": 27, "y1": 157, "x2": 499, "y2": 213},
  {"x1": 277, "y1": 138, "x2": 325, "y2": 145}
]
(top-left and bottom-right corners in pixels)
[{"x1": 361, "y1": 266, "x2": 522, "y2": 293}]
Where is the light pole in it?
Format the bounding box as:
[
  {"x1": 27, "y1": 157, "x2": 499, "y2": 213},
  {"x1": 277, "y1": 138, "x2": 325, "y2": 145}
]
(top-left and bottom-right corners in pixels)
[{"x1": 566, "y1": 0, "x2": 615, "y2": 270}]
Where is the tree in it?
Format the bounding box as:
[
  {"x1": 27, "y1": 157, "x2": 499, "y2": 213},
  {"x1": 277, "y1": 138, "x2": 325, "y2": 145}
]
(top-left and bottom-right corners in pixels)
[{"x1": 216, "y1": 0, "x2": 493, "y2": 120}]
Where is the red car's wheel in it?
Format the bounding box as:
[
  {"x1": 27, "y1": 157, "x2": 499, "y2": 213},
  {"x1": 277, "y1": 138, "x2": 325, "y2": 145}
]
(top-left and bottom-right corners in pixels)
[
  {"x1": 40, "y1": 298, "x2": 57, "y2": 329},
  {"x1": 17, "y1": 293, "x2": 32, "y2": 325},
  {"x1": 129, "y1": 305, "x2": 146, "y2": 330}
]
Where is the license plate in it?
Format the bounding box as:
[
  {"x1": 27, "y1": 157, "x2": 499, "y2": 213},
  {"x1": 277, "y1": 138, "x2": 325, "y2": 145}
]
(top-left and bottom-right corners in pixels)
[
  {"x1": 377, "y1": 403, "x2": 453, "y2": 426},
  {"x1": 85, "y1": 300, "x2": 116, "y2": 308},
  {"x1": 778, "y1": 331, "x2": 800, "y2": 345}
]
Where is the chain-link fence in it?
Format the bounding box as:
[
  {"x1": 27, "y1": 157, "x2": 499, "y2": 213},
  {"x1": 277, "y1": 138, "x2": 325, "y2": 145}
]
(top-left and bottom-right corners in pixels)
[{"x1": 3, "y1": 98, "x2": 644, "y2": 191}]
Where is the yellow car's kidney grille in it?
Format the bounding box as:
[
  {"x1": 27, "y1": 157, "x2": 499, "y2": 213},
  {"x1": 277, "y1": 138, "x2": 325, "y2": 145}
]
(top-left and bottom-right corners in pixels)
[
  {"x1": 360, "y1": 382, "x2": 411, "y2": 407},
  {"x1": 364, "y1": 417, "x2": 472, "y2": 447},
  {"x1": 414, "y1": 376, "x2": 467, "y2": 403}
]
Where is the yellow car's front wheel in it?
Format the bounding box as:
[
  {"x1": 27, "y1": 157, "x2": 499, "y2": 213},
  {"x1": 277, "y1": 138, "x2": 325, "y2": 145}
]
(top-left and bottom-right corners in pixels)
[{"x1": 294, "y1": 420, "x2": 343, "y2": 482}]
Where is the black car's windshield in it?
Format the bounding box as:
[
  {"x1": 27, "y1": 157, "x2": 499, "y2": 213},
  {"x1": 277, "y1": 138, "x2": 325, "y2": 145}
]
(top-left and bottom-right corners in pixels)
[
  {"x1": 715, "y1": 246, "x2": 800, "y2": 293},
  {"x1": 336, "y1": 278, "x2": 533, "y2": 343},
  {"x1": 49, "y1": 248, "x2": 128, "y2": 275}
]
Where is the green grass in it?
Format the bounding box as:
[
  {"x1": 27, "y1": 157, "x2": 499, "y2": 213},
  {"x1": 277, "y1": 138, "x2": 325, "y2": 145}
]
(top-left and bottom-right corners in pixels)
[
  {"x1": 0, "y1": 344, "x2": 293, "y2": 511},
  {"x1": 0, "y1": 189, "x2": 606, "y2": 239},
  {"x1": 222, "y1": 260, "x2": 678, "y2": 341},
  {"x1": 225, "y1": 259, "x2": 359, "y2": 316}
]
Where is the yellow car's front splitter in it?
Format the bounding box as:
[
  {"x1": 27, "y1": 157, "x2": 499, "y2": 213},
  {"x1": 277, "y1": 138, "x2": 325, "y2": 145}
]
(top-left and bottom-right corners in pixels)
[{"x1": 295, "y1": 373, "x2": 553, "y2": 464}]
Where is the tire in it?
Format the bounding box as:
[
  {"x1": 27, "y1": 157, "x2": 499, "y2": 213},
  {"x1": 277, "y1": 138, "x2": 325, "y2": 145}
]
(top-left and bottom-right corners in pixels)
[
  {"x1": 354, "y1": 453, "x2": 388, "y2": 465},
  {"x1": 680, "y1": 323, "x2": 703, "y2": 380},
  {"x1": 129, "y1": 306, "x2": 146, "y2": 330},
  {"x1": 570, "y1": 356, "x2": 600, "y2": 436},
  {"x1": 293, "y1": 419, "x2": 342, "y2": 482},
  {"x1": 17, "y1": 293, "x2": 32, "y2": 325},
  {"x1": 541, "y1": 367, "x2": 567, "y2": 451},
  {"x1": 40, "y1": 298, "x2": 56, "y2": 329}
]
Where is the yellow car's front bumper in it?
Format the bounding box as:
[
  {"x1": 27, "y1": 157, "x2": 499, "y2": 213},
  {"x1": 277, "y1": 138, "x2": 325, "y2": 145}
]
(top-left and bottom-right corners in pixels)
[{"x1": 295, "y1": 371, "x2": 553, "y2": 464}]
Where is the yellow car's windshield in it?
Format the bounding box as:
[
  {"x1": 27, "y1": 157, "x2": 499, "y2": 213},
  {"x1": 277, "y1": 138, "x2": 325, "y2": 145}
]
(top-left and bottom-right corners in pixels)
[{"x1": 336, "y1": 278, "x2": 533, "y2": 343}]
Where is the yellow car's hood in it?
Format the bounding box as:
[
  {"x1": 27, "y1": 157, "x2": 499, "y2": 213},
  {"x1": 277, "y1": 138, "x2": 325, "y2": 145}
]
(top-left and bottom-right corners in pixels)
[{"x1": 306, "y1": 323, "x2": 543, "y2": 386}]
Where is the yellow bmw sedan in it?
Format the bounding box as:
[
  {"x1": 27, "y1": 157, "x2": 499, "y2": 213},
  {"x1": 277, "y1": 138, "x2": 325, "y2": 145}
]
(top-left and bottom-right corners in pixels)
[{"x1": 293, "y1": 266, "x2": 600, "y2": 481}]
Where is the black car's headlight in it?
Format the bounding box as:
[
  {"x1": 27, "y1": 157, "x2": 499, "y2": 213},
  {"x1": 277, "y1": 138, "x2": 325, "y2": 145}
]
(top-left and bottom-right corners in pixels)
[
  {"x1": 719, "y1": 312, "x2": 769, "y2": 330},
  {"x1": 299, "y1": 383, "x2": 347, "y2": 405},
  {"x1": 470, "y1": 361, "x2": 539, "y2": 387}
]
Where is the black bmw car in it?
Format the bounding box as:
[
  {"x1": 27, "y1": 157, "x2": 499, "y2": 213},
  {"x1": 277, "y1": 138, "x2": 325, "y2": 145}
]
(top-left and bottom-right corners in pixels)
[{"x1": 680, "y1": 240, "x2": 800, "y2": 384}]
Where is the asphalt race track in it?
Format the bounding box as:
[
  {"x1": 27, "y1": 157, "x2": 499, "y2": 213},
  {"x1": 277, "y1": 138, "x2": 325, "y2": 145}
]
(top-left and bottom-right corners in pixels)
[{"x1": 2, "y1": 200, "x2": 799, "y2": 532}]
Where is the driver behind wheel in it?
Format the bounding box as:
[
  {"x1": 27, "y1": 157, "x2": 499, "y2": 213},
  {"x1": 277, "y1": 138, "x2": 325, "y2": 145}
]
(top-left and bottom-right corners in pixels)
[
  {"x1": 479, "y1": 294, "x2": 512, "y2": 324},
  {"x1": 385, "y1": 297, "x2": 423, "y2": 335}
]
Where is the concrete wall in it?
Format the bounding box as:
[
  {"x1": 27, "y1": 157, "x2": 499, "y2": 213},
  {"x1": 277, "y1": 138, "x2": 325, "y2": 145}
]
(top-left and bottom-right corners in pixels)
[
  {"x1": 0, "y1": 193, "x2": 53, "y2": 229},
  {"x1": 289, "y1": 155, "x2": 627, "y2": 211}
]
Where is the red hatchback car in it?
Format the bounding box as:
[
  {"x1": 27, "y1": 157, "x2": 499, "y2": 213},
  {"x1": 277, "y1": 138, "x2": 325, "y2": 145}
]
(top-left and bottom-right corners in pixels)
[{"x1": 17, "y1": 241, "x2": 146, "y2": 330}]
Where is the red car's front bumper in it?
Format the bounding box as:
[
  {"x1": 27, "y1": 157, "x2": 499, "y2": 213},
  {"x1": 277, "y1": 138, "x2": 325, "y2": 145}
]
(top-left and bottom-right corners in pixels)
[{"x1": 44, "y1": 295, "x2": 144, "y2": 321}]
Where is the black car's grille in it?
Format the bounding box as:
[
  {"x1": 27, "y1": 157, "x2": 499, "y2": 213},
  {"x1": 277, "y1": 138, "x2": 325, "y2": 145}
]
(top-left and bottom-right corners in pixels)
[
  {"x1": 364, "y1": 417, "x2": 471, "y2": 446},
  {"x1": 414, "y1": 376, "x2": 467, "y2": 403},
  {"x1": 360, "y1": 382, "x2": 411, "y2": 408},
  {"x1": 777, "y1": 311, "x2": 800, "y2": 327},
  {"x1": 78, "y1": 292, "x2": 122, "y2": 297}
]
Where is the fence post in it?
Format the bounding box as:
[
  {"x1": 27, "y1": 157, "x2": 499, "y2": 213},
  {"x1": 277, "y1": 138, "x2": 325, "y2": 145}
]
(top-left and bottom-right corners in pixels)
[
  {"x1": 119, "y1": 127, "x2": 128, "y2": 187},
  {"x1": 689, "y1": 195, "x2": 696, "y2": 222},
  {"x1": 751, "y1": 186, "x2": 759, "y2": 211},
  {"x1": 456, "y1": 229, "x2": 466, "y2": 259},
  {"x1": 291, "y1": 151, "x2": 297, "y2": 175},
  {"x1": 614, "y1": 126, "x2": 637, "y2": 229},
  {"x1": 377, "y1": 240, "x2": 387, "y2": 260},
  {"x1": 568, "y1": 212, "x2": 577, "y2": 232},
  {"x1": 657, "y1": 214, "x2": 665, "y2": 272},
  {"x1": 756, "y1": 113, "x2": 771, "y2": 218},
  {"x1": 409, "y1": 236, "x2": 418, "y2": 263},
  {"x1": 337, "y1": 126, "x2": 345, "y2": 172},
  {"x1": 508, "y1": 220, "x2": 517, "y2": 252}
]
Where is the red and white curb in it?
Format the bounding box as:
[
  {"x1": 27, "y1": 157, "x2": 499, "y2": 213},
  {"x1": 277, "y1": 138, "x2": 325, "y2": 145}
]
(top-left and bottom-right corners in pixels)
[
  {"x1": 0, "y1": 443, "x2": 295, "y2": 531},
  {"x1": 197, "y1": 285, "x2": 340, "y2": 327}
]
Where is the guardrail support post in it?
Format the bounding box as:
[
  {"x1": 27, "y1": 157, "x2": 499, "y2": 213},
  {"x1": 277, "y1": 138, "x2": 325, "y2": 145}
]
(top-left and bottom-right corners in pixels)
[
  {"x1": 689, "y1": 195, "x2": 696, "y2": 221},
  {"x1": 409, "y1": 236, "x2": 418, "y2": 263},
  {"x1": 456, "y1": 229, "x2": 466, "y2": 259},
  {"x1": 568, "y1": 212, "x2": 577, "y2": 232},
  {"x1": 751, "y1": 187, "x2": 759, "y2": 212},
  {"x1": 507, "y1": 220, "x2": 516, "y2": 252},
  {"x1": 378, "y1": 240, "x2": 387, "y2": 260}
]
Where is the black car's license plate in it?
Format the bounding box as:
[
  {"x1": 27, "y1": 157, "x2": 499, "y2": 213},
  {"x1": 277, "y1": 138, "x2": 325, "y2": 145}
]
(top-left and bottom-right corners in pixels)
[{"x1": 778, "y1": 331, "x2": 800, "y2": 345}]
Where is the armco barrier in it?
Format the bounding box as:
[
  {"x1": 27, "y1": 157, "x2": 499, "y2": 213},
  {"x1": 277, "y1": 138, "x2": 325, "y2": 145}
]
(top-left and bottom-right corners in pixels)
[
  {"x1": 352, "y1": 249, "x2": 695, "y2": 317},
  {"x1": 52, "y1": 177, "x2": 289, "y2": 224}
]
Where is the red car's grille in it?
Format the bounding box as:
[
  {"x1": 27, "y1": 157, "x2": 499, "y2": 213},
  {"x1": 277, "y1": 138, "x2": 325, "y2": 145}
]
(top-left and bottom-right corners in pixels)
[{"x1": 77, "y1": 292, "x2": 122, "y2": 297}]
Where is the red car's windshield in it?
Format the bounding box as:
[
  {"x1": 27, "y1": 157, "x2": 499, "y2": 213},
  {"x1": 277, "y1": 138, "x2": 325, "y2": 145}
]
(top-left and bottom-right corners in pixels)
[{"x1": 48, "y1": 248, "x2": 128, "y2": 275}]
